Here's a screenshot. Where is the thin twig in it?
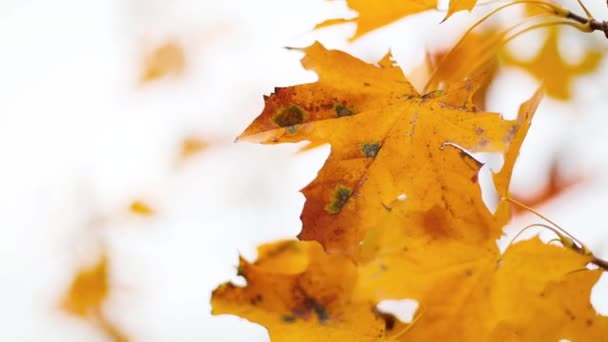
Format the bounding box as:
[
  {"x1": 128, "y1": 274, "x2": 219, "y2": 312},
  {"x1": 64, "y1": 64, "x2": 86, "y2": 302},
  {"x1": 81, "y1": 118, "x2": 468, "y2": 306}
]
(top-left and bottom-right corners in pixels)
[
  {"x1": 565, "y1": 10, "x2": 608, "y2": 38},
  {"x1": 592, "y1": 256, "x2": 608, "y2": 270}
]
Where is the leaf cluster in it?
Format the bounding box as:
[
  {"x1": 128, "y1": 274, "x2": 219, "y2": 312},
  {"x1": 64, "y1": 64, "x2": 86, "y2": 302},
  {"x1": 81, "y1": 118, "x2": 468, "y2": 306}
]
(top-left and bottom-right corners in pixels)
[{"x1": 212, "y1": 1, "x2": 608, "y2": 341}]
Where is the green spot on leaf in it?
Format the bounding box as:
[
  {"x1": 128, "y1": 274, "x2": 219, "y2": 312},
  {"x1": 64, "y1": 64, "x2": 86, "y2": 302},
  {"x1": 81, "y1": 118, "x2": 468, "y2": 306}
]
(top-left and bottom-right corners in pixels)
[
  {"x1": 361, "y1": 143, "x2": 381, "y2": 158},
  {"x1": 335, "y1": 104, "x2": 354, "y2": 117},
  {"x1": 325, "y1": 186, "x2": 352, "y2": 214},
  {"x1": 282, "y1": 315, "x2": 296, "y2": 323},
  {"x1": 274, "y1": 105, "x2": 305, "y2": 127}
]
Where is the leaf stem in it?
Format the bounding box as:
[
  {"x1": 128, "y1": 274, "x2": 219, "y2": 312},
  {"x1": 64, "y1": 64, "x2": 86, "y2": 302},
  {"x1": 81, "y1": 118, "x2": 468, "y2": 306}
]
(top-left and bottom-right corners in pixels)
[
  {"x1": 506, "y1": 198, "x2": 608, "y2": 271},
  {"x1": 506, "y1": 197, "x2": 581, "y2": 244}
]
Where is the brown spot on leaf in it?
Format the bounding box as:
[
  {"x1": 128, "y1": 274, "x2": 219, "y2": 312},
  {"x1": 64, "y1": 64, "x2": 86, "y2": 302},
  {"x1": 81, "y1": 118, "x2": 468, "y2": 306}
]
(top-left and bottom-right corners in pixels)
[
  {"x1": 422, "y1": 206, "x2": 450, "y2": 238},
  {"x1": 250, "y1": 294, "x2": 263, "y2": 305}
]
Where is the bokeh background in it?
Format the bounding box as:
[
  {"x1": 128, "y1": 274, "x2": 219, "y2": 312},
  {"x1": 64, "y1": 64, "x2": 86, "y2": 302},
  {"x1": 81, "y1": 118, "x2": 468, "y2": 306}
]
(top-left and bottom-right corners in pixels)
[{"x1": 1, "y1": 0, "x2": 608, "y2": 340}]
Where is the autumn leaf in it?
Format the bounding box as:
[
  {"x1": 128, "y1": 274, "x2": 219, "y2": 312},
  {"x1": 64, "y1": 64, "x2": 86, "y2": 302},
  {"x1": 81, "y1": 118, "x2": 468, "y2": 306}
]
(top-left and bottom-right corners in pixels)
[
  {"x1": 444, "y1": 0, "x2": 477, "y2": 20},
  {"x1": 488, "y1": 242, "x2": 607, "y2": 341},
  {"x1": 316, "y1": 0, "x2": 436, "y2": 39},
  {"x1": 214, "y1": 29, "x2": 608, "y2": 340},
  {"x1": 353, "y1": 99, "x2": 605, "y2": 338},
  {"x1": 140, "y1": 41, "x2": 186, "y2": 82},
  {"x1": 423, "y1": 29, "x2": 504, "y2": 110},
  {"x1": 358, "y1": 200, "x2": 608, "y2": 340},
  {"x1": 129, "y1": 200, "x2": 154, "y2": 216},
  {"x1": 501, "y1": 27, "x2": 604, "y2": 100},
  {"x1": 419, "y1": 3, "x2": 605, "y2": 102},
  {"x1": 62, "y1": 256, "x2": 128, "y2": 342},
  {"x1": 238, "y1": 42, "x2": 520, "y2": 256},
  {"x1": 214, "y1": 132, "x2": 606, "y2": 340},
  {"x1": 316, "y1": 0, "x2": 476, "y2": 39},
  {"x1": 62, "y1": 257, "x2": 109, "y2": 317},
  {"x1": 493, "y1": 86, "x2": 543, "y2": 221},
  {"x1": 179, "y1": 136, "x2": 208, "y2": 161},
  {"x1": 211, "y1": 240, "x2": 386, "y2": 341}
]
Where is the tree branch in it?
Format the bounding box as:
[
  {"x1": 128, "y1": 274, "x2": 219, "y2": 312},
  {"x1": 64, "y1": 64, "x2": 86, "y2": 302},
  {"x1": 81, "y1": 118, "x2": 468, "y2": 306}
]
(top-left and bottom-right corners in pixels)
[{"x1": 565, "y1": 10, "x2": 608, "y2": 38}]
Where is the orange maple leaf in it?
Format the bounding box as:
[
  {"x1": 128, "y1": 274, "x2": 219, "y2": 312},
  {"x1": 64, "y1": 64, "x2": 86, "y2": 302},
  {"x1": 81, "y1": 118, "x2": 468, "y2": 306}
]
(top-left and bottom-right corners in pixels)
[
  {"x1": 140, "y1": 41, "x2": 186, "y2": 82},
  {"x1": 179, "y1": 136, "x2": 208, "y2": 161},
  {"x1": 214, "y1": 82, "x2": 608, "y2": 340},
  {"x1": 238, "y1": 42, "x2": 520, "y2": 256},
  {"x1": 62, "y1": 256, "x2": 128, "y2": 342},
  {"x1": 360, "y1": 204, "x2": 608, "y2": 340},
  {"x1": 502, "y1": 27, "x2": 604, "y2": 100},
  {"x1": 212, "y1": 240, "x2": 386, "y2": 341},
  {"x1": 316, "y1": 0, "x2": 477, "y2": 39},
  {"x1": 129, "y1": 200, "x2": 155, "y2": 216},
  {"x1": 422, "y1": 29, "x2": 504, "y2": 110}
]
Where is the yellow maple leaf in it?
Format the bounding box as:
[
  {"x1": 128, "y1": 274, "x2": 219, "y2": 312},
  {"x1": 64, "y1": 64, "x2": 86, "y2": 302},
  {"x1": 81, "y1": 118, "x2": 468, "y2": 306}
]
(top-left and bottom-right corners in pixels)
[
  {"x1": 316, "y1": 0, "x2": 477, "y2": 39},
  {"x1": 129, "y1": 200, "x2": 155, "y2": 216},
  {"x1": 63, "y1": 257, "x2": 109, "y2": 317},
  {"x1": 360, "y1": 203, "x2": 608, "y2": 340},
  {"x1": 140, "y1": 41, "x2": 186, "y2": 82},
  {"x1": 212, "y1": 240, "x2": 386, "y2": 341},
  {"x1": 179, "y1": 136, "x2": 208, "y2": 161},
  {"x1": 424, "y1": 29, "x2": 504, "y2": 110},
  {"x1": 502, "y1": 27, "x2": 604, "y2": 100},
  {"x1": 494, "y1": 87, "x2": 542, "y2": 191},
  {"x1": 214, "y1": 33, "x2": 608, "y2": 341},
  {"x1": 62, "y1": 256, "x2": 128, "y2": 342}
]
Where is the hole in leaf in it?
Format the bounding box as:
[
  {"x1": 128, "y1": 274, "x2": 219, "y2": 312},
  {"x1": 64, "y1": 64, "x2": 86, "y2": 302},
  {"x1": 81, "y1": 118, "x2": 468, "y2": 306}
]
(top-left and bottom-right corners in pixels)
[
  {"x1": 396, "y1": 194, "x2": 407, "y2": 201},
  {"x1": 591, "y1": 272, "x2": 608, "y2": 315},
  {"x1": 376, "y1": 299, "x2": 419, "y2": 323}
]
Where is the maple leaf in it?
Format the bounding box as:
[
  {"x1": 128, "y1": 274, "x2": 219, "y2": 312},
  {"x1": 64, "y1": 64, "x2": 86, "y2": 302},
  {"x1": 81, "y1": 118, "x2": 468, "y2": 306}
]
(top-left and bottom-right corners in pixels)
[
  {"x1": 179, "y1": 136, "x2": 208, "y2": 161},
  {"x1": 423, "y1": 29, "x2": 503, "y2": 110},
  {"x1": 129, "y1": 200, "x2": 155, "y2": 216},
  {"x1": 62, "y1": 256, "x2": 110, "y2": 318},
  {"x1": 140, "y1": 41, "x2": 186, "y2": 82},
  {"x1": 62, "y1": 256, "x2": 128, "y2": 342},
  {"x1": 493, "y1": 87, "x2": 543, "y2": 219},
  {"x1": 359, "y1": 201, "x2": 608, "y2": 341},
  {"x1": 353, "y1": 87, "x2": 607, "y2": 339},
  {"x1": 501, "y1": 27, "x2": 604, "y2": 100},
  {"x1": 215, "y1": 84, "x2": 608, "y2": 340},
  {"x1": 238, "y1": 42, "x2": 520, "y2": 256},
  {"x1": 211, "y1": 240, "x2": 386, "y2": 341},
  {"x1": 316, "y1": 0, "x2": 477, "y2": 39}
]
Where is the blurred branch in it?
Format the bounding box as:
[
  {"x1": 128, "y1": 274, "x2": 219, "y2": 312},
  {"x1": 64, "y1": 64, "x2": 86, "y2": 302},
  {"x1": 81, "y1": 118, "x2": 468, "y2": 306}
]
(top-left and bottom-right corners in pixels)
[{"x1": 564, "y1": 9, "x2": 608, "y2": 38}]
